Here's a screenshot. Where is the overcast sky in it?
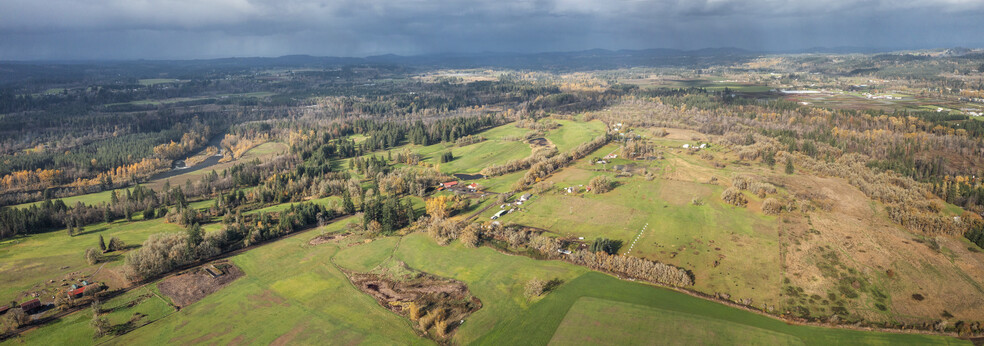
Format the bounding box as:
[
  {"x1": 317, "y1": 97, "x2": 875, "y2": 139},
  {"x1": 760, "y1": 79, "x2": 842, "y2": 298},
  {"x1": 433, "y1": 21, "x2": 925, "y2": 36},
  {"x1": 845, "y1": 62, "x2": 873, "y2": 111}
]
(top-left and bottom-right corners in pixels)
[{"x1": 1, "y1": 0, "x2": 982, "y2": 60}]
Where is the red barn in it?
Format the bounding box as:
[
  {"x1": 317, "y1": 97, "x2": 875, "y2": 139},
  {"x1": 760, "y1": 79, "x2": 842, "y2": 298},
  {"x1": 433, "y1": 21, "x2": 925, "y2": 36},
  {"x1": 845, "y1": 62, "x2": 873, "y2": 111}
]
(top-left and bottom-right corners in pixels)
[
  {"x1": 440, "y1": 181, "x2": 458, "y2": 188},
  {"x1": 68, "y1": 287, "x2": 86, "y2": 299},
  {"x1": 20, "y1": 299, "x2": 41, "y2": 312}
]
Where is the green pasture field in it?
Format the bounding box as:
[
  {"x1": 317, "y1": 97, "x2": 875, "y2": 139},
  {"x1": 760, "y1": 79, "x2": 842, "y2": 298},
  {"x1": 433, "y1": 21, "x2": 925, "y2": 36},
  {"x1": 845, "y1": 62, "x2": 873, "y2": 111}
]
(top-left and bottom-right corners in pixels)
[
  {"x1": 137, "y1": 79, "x2": 182, "y2": 86},
  {"x1": 543, "y1": 119, "x2": 607, "y2": 152},
  {"x1": 244, "y1": 196, "x2": 342, "y2": 215},
  {"x1": 7, "y1": 285, "x2": 176, "y2": 345},
  {"x1": 473, "y1": 271, "x2": 963, "y2": 345},
  {"x1": 9, "y1": 219, "x2": 965, "y2": 345},
  {"x1": 96, "y1": 217, "x2": 429, "y2": 345},
  {"x1": 480, "y1": 139, "x2": 783, "y2": 307},
  {"x1": 413, "y1": 123, "x2": 533, "y2": 174},
  {"x1": 0, "y1": 218, "x2": 184, "y2": 302}
]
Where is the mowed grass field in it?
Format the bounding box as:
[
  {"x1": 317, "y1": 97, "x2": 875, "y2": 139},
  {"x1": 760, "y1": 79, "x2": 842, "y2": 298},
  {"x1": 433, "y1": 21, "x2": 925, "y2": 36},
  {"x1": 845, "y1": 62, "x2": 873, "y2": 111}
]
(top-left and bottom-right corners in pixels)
[
  {"x1": 473, "y1": 271, "x2": 963, "y2": 345},
  {"x1": 549, "y1": 297, "x2": 799, "y2": 345}
]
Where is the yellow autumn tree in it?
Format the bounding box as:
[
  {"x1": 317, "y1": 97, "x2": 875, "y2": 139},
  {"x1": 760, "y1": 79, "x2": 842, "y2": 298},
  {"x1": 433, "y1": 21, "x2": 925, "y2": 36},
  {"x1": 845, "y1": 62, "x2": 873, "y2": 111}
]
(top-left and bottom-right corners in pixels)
[{"x1": 426, "y1": 195, "x2": 451, "y2": 219}]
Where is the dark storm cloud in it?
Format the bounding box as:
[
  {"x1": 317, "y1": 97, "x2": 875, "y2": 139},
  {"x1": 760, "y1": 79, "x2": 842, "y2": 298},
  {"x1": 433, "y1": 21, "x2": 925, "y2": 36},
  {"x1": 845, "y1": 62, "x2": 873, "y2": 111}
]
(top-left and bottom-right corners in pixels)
[{"x1": 0, "y1": 0, "x2": 982, "y2": 60}]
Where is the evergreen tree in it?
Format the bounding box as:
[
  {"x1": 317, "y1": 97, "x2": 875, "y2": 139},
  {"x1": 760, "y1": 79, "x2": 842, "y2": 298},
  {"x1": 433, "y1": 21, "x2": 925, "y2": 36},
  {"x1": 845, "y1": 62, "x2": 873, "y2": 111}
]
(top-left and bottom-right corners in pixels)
[
  {"x1": 785, "y1": 157, "x2": 795, "y2": 174},
  {"x1": 99, "y1": 235, "x2": 106, "y2": 251},
  {"x1": 343, "y1": 192, "x2": 355, "y2": 214},
  {"x1": 187, "y1": 223, "x2": 204, "y2": 249}
]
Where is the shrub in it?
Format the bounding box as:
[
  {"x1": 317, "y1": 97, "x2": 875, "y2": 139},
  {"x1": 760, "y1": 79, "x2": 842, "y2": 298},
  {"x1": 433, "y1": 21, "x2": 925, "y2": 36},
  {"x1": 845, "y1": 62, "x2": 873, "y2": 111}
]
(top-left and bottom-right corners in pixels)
[
  {"x1": 525, "y1": 278, "x2": 546, "y2": 298},
  {"x1": 588, "y1": 175, "x2": 615, "y2": 194},
  {"x1": 85, "y1": 248, "x2": 101, "y2": 265},
  {"x1": 459, "y1": 224, "x2": 481, "y2": 248},
  {"x1": 435, "y1": 319, "x2": 450, "y2": 338},
  {"x1": 589, "y1": 238, "x2": 622, "y2": 255},
  {"x1": 124, "y1": 232, "x2": 195, "y2": 281},
  {"x1": 749, "y1": 182, "x2": 776, "y2": 197},
  {"x1": 407, "y1": 301, "x2": 422, "y2": 321},
  {"x1": 731, "y1": 174, "x2": 752, "y2": 190},
  {"x1": 440, "y1": 151, "x2": 454, "y2": 163},
  {"x1": 691, "y1": 196, "x2": 704, "y2": 206},
  {"x1": 2, "y1": 308, "x2": 30, "y2": 330},
  {"x1": 762, "y1": 198, "x2": 783, "y2": 215},
  {"x1": 106, "y1": 237, "x2": 125, "y2": 252},
  {"x1": 721, "y1": 188, "x2": 747, "y2": 207}
]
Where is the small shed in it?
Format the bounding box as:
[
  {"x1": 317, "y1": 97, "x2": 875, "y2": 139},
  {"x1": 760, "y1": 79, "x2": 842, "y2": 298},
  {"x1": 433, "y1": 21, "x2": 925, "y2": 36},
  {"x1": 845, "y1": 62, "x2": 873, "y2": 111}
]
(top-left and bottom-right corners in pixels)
[
  {"x1": 0, "y1": 306, "x2": 9, "y2": 315},
  {"x1": 205, "y1": 266, "x2": 224, "y2": 278},
  {"x1": 20, "y1": 299, "x2": 41, "y2": 312},
  {"x1": 519, "y1": 193, "x2": 532, "y2": 202},
  {"x1": 491, "y1": 210, "x2": 507, "y2": 220}
]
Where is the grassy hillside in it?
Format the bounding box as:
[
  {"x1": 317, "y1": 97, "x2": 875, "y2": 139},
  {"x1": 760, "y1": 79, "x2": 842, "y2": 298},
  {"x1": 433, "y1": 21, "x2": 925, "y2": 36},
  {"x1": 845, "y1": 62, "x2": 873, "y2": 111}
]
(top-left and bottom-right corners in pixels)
[{"x1": 7, "y1": 217, "x2": 969, "y2": 345}]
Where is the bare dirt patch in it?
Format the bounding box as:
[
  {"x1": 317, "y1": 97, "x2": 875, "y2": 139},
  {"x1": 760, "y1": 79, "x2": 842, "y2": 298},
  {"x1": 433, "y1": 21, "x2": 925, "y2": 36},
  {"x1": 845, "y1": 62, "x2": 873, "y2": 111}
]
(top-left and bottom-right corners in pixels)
[
  {"x1": 309, "y1": 232, "x2": 351, "y2": 245},
  {"x1": 158, "y1": 260, "x2": 244, "y2": 307},
  {"x1": 343, "y1": 261, "x2": 482, "y2": 341}
]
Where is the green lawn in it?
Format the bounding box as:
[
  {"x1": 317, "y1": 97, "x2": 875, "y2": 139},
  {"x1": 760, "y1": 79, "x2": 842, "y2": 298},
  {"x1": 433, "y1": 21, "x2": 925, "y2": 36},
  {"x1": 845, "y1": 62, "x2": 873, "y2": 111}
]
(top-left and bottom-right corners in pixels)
[{"x1": 544, "y1": 119, "x2": 607, "y2": 152}]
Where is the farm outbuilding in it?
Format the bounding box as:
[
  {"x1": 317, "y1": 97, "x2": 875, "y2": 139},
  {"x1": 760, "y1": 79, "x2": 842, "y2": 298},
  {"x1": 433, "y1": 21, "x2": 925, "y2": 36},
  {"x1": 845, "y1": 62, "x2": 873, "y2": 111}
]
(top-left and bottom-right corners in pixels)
[
  {"x1": 0, "y1": 306, "x2": 9, "y2": 315},
  {"x1": 205, "y1": 266, "x2": 225, "y2": 278},
  {"x1": 20, "y1": 299, "x2": 41, "y2": 312},
  {"x1": 491, "y1": 210, "x2": 507, "y2": 220},
  {"x1": 519, "y1": 193, "x2": 532, "y2": 202},
  {"x1": 68, "y1": 287, "x2": 86, "y2": 299},
  {"x1": 440, "y1": 181, "x2": 459, "y2": 188}
]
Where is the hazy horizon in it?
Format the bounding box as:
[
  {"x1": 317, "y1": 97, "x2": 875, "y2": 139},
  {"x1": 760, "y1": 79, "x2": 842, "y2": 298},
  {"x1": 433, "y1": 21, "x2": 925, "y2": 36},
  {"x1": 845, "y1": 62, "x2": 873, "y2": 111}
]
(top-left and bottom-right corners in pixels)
[{"x1": 1, "y1": 0, "x2": 983, "y2": 60}]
